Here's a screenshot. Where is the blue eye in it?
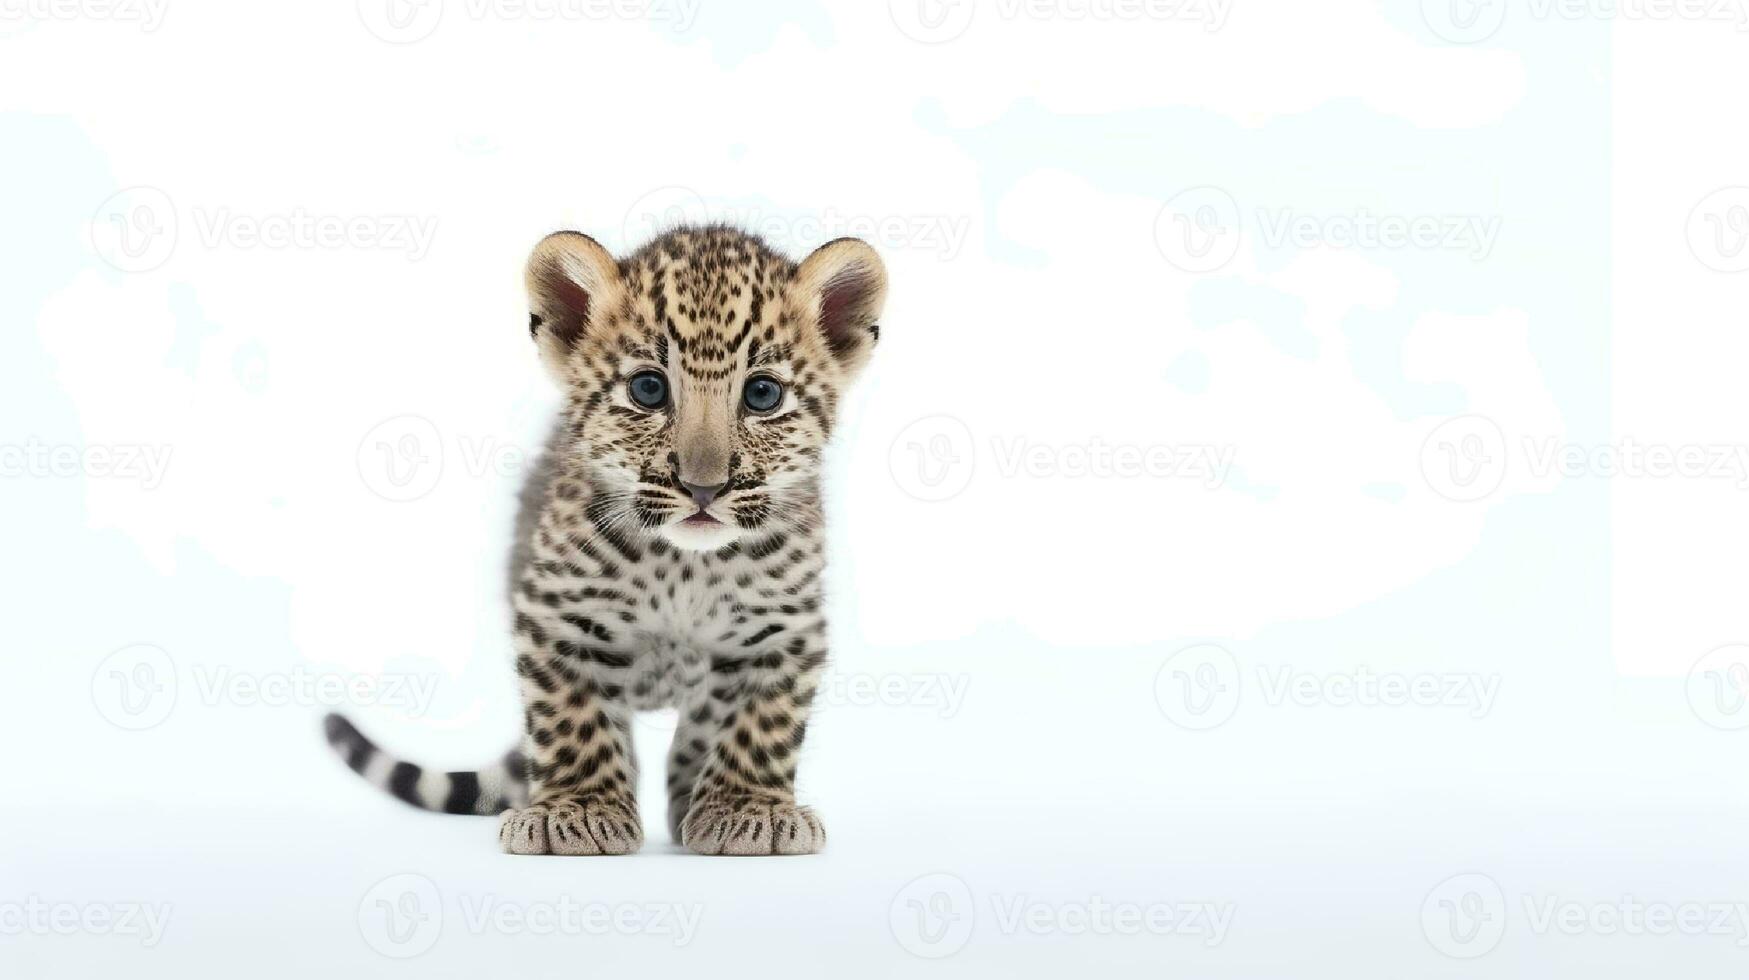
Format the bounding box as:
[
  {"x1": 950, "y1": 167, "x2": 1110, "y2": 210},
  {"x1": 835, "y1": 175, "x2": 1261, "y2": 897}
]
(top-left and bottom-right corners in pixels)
[
  {"x1": 628, "y1": 370, "x2": 668, "y2": 410},
  {"x1": 743, "y1": 376, "x2": 784, "y2": 414}
]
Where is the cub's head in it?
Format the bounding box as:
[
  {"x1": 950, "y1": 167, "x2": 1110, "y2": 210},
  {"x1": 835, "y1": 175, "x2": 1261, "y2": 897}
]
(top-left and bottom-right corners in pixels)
[{"x1": 525, "y1": 225, "x2": 885, "y2": 552}]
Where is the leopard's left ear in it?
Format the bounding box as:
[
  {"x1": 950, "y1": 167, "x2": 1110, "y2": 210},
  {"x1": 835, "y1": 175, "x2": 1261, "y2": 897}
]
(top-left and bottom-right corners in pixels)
[
  {"x1": 525, "y1": 231, "x2": 620, "y2": 380},
  {"x1": 795, "y1": 238, "x2": 886, "y2": 378}
]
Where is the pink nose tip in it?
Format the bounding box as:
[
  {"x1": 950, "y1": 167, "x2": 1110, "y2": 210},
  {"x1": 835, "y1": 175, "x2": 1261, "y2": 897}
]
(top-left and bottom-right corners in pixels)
[{"x1": 682, "y1": 481, "x2": 725, "y2": 509}]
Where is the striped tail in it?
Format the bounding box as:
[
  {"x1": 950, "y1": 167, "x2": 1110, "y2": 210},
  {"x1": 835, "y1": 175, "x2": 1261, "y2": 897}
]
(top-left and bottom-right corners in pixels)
[{"x1": 323, "y1": 713, "x2": 528, "y2": 816}]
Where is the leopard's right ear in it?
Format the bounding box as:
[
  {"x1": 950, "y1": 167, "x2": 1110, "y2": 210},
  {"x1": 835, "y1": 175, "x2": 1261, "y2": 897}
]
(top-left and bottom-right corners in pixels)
[{"x1": 525, "y1": 231, "x2": 619, "y2": 367}]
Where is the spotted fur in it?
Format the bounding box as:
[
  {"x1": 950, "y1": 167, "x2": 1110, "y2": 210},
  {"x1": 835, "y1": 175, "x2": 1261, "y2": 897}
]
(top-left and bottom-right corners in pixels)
[{"x1": 326, "y1": 225, "x2": 885, "y2": 856}]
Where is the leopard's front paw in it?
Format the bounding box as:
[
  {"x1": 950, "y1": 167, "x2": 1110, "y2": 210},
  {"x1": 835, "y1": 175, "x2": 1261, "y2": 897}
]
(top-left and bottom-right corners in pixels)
[
  {"x1": 498, "y1": 795, "x2": 643, "y2": 856},
  {"x1": 682, "y1": 796, "x2": 825, "y2": 856}
]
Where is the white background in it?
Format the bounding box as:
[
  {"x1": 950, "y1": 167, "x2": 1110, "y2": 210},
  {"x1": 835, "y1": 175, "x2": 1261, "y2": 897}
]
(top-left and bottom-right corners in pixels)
[{"x1": 4, "y1": 0, "x2": 1749, "y2": 975}]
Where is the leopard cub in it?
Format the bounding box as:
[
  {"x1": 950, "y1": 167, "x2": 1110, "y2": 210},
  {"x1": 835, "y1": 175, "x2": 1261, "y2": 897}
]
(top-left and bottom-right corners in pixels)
[{"x1": 325, "y1": 224, "x2": 886, "y2": 856}]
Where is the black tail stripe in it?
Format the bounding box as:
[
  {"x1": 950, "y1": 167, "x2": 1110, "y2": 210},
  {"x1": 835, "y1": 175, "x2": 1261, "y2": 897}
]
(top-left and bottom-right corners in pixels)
[
  {"x1": 388, "y1": 762, "x2": 424, "y2": 808},
  {"x1": 325, "y1": 713, "x2": 522, "y2": 815},
  {"x1": 324, "y1": 715, "x2": 372, "y2": 774},
  {"x1": 444, "y1": 771, "x2": 481, "y2": 814},
  {"x1": 347, "y1": 741, "x2": 373, "y2": 774}
]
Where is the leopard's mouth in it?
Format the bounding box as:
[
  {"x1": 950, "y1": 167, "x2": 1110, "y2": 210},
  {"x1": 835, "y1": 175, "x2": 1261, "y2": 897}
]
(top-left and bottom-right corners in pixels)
[{"x1": 659, "y1": 503, "x2": 743, "y2": 552}]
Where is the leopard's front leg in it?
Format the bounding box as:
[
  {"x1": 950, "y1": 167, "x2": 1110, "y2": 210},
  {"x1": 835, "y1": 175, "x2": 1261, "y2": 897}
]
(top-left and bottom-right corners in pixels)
[
  {"x1": 498, "y1": 612, "x2": 644, "y2": 856},
  {"x1": 680, "y1": 627, "x2": 829, "y2": 856}
]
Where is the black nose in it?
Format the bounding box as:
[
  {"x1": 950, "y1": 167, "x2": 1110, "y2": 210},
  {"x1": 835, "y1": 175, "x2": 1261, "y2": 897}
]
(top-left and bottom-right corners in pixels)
[{"x1": 681, "y1": 480, "x2": 726, "y2": 510}]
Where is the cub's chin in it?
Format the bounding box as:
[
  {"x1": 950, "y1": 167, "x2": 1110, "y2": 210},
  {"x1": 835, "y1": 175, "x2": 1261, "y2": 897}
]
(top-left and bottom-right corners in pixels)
[{"x1": 659, "y1": 514, "x2": 744, "y2": 552}]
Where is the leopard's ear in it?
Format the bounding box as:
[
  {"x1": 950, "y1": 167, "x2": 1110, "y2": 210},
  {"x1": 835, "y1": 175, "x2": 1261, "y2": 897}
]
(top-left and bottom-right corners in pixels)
[
  {"x1": 525, "y1": 231, "x2": 619, "y2": 369},
  {"x1": 795, "y1": 237, "x2": 886, "y2": 378}
]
